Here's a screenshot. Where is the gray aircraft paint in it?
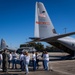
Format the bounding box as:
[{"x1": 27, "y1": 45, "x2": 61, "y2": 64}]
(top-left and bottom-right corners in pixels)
[
  {"x1": 1, "y1": 39, "x2": 7, "y2": 50},
  {"x1": 33, "y1": 2, "x2": 75, "y2": 55},
  {"x1": 58, "y1": 37, "x2": 75, "y2": 51},
  {"x1": 0, "y1": 39, "x2": 15, "y2": 51},
  {"x1": 35, "y1": 2, "x2": 57, "y2": 39}
]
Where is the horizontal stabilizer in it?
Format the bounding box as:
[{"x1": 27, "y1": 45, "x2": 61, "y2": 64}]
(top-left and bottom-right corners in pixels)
[
  {"x1": 29, "y1": 32, "x2": 75, "y2": 43},
  {"x1": 29, "y1": 37, "x2": 40, "y2": 40},
  {"x1": 26, "y1": 40, "x2": 39, "y2": 43},
  {"x1": 29, "y1": 37, "x2": 40, "y2": 41},
  {"x1": 41, "y1": 32, "x2": 75, "y2": 42},
  {"x1": 27, "y1": 37, "x2": 41, "y2": 43}
]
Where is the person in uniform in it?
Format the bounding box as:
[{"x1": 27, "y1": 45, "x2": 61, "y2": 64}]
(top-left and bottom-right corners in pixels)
[{"x1": 2, "y1": 49, "x2": 8, "y2": 72}]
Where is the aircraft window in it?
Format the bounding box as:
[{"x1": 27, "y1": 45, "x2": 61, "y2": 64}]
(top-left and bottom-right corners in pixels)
[
  {"x1": 72, "y1": 44, "x2": 74, "y2": 46},
  {"x1": 42, "y1": 11, "x2": 45, "y2": 13},
  {"x1": 52, "y1": 29, "x2": 57, "y2": 34}
]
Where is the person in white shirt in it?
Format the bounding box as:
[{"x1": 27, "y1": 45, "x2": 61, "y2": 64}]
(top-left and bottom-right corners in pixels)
[
  {"x1": 43, "y1": 51, "x2": 49, "y2": 70},
  {"x1": 0, "y1": 52, "x2": 2, "y2": 69},
  {"x1": 8, "y1": 52, "x2": 12, "y2": 68},
  {"x1": 32, "y1": 51, "x2": 36, "y2": 71},
  {"x1": 23, "y1": 51, "x2": 30, "y2": 74},
  {"x1": 20, "y1": 51, "x2": 24, "y2": 71}
]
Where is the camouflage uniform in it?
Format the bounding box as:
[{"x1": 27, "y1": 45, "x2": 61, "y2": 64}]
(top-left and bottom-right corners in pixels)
[{"x1": 2, "y1": 50, "x2": 8, "y2": 72}]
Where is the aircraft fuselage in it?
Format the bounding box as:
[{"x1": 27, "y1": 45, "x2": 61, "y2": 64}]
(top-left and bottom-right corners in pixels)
[{"x1": 47, "y1": 37, "x2": 75, "y2": 56}]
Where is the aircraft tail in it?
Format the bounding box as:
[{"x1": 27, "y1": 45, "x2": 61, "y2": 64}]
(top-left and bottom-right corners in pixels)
[
  {"x1": 34, "y1": 2, "x2": 57, "y2": 39},
  {"x1": 1, "y1": 39, "x2": 7, "y2": 50}
]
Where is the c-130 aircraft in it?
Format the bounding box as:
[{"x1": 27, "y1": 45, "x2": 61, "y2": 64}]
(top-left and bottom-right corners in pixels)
[
  {"x1": 30, "y1": 2, "x2": 75, "y2": 56},
  {"x1": 0, "y1": 39, "x2": 15, "y2": 52}
]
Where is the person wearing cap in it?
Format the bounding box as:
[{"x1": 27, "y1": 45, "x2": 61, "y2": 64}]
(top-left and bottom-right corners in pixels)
[{"x1": 2, "y1": 49, "x2": 8, "y2": 72}]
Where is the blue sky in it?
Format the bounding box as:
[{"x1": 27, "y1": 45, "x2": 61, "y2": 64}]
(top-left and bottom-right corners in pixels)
[{"x1": 0, "y1": 0, "x2": 75, "y2": 49}]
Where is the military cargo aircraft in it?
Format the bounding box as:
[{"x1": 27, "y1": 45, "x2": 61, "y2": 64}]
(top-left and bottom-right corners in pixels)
[{"x1": 30, "y1": 2, "x2": 75, "y2": 56}]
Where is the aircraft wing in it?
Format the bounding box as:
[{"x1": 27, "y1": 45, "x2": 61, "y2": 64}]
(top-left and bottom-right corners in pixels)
[
  {"x1": 28, "y1": 32, "x2": 75, "y2": 43},
  {"x1": 41, "y1": 32, "x2": 75, "y2": 42}
]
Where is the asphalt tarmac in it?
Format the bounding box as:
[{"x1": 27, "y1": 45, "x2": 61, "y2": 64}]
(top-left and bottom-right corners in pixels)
[{"x1": 0, "y1": 52, "x2": 75, "y2": 75}]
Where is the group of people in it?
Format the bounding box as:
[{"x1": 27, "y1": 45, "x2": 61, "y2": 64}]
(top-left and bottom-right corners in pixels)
[
  {"x1": 0, "y1": 49, "x2": 50, "y2": 74},
  {"x1": 0, "y1": 49, "x2": 18, "y2": 72}
]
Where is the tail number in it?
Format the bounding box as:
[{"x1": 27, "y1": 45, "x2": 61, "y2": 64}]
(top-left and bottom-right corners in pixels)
[{"x1": 36, "y1": 21, "x2": 50, "y2": 25}]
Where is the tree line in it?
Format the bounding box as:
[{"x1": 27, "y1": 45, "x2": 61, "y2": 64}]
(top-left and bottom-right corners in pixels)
[{"x1": 20, "y1": 42, "x2": 63, "y2": 52}]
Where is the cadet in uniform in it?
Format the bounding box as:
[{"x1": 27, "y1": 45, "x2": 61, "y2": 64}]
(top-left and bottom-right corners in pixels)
[{"x1": 2, "y1": 49, "x2": 8, "y2": 72}]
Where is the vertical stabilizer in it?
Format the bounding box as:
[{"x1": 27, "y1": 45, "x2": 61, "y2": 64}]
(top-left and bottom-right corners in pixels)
[
  {"x1": 1, "y1": 39, "x2": 7, "y2": 50},
  {"x1": 34, "y1": 2, "x2": 57, "y2": 39}
]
